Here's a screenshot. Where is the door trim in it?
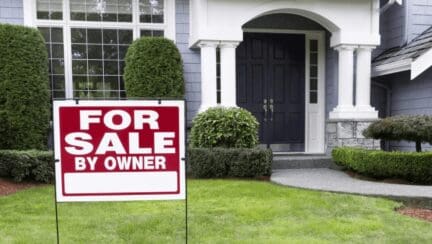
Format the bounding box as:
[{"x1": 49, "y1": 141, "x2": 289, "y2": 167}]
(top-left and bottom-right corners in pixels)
[{"x1": 243, "y1": 28, "x2": 326, "y2": 153}]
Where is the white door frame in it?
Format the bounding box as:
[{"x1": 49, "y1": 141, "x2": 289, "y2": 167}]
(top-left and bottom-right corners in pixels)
[{"x1": 242, "y1": 28, "x2": 326, "y2": 154}]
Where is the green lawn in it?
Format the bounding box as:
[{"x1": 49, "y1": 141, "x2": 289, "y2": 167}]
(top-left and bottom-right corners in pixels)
[{"x1": 0, "y1": 180, "x2": 430, "y2": 243}]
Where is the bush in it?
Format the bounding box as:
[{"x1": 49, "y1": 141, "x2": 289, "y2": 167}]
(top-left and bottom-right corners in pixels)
[
  {"x1": 0, "y1": 24, "x2": 50, "y2": 150},
  {"x1": 188, "y1": 148, "x2": 272, "y2": 178},
  {"x1": 124, "y1": 37, "x2": 184, "y2": 98},
  {"x1": 363, "y1": 115, "x2": 432, "y2": 152},
  {"x1": 332, "y1": 147, "x2": 432, "y2": 184},
  {"x1": 0, "y1": 150, "x2": 54, "y2": 183},
  {"x1": 190, "y1": 107, "x2": 259, "y2": 148}
]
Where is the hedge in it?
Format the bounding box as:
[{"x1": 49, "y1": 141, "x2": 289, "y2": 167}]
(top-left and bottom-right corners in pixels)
[
  {"x1": 124, "y1": 37, "x2": 184, "y2": 98},
  {"x1": 332, "y1": 147, "x2": 432, "y2": 184},
  {"x1": 0, "y1": 150, "x2": 54, "y2": 183},
  {"x1": 0, "y1": 24, "x2": 50, "y2": 150},
  {"x1": 363, "y1": 115, "x2": 432, "y2": 152},
  {"x1": 188, "y1": 148, "x2": 272, "y2": 178},
  {"x1": 190, "y1": 107, "x2": 259, "y2": 148}
]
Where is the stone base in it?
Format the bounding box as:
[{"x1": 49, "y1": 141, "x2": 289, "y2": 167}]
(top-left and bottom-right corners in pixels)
[{"x1": 326, "y1": 120, "x2": 381, "y2": 154}]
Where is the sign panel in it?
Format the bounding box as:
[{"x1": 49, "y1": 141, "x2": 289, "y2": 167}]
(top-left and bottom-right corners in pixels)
[{"x1": 53, "y1": 100, "x2": 185, "y2": 202}]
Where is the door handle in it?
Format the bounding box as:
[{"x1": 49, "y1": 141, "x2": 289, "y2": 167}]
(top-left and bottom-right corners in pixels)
[
  {"x1": 263, "y1": 99, "x2": 268, "y2": 122},
  {"x1": 269, "y1": 98, "x2": 274, "y2": 122}
]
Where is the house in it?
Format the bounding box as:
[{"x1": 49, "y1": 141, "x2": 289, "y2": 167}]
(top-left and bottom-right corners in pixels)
[{"x1": 0, "y1": 0, "x2": 430, "y2": 153}]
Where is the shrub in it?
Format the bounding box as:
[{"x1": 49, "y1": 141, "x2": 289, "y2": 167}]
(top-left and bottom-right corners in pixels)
[
  {"x1": 0, "y1": 150, "x2": 54, "y2": 183},
  {"x1": 332, "y1": 147, "x2": 432, "y2": 184},
  {"x1": 124, "y1": 37, "x2": 184, "y2": 98},
  {"x1": 0, "y1": 24, "x2": 50, "y2": 150},
  {"x1": 188, "y1": 148, "x2": 272, "y2": 178},
  {"x1": 190, "y1": 107, "x2": 259, "y2": 148},
  {"x1": 363, "y1": 115, "x2": 432, "y2": 152}
]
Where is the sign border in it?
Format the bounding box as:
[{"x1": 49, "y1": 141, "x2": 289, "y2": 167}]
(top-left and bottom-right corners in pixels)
[{"x1": 53, "y1": 99, "x2": 186, "y2": 202}]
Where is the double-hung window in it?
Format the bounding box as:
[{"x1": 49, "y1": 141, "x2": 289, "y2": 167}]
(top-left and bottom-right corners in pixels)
[{"x1": 24, "y1": 0, "x2": 175, "y2": 99}]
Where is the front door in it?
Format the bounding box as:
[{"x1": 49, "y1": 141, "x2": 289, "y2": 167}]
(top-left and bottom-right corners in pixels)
[{"x1": 236, "y1": 33, "x2": 305, "y2": 152}]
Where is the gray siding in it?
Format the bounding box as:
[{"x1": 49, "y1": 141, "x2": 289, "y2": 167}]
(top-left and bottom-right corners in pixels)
[
  {"x1": 0, "y1": 0, "x2": 23, "y2": 24},
  {"x1": 376, "y1": 0, "x2": 406, "y2": 56},
  {"x1": 407, "y1": 0, "x2": 432, "y2": 42},
  {"x1": 325, "y1": 33, "x2": 338, "y2": 118},
  {"x1": 388, "y1": 69, "x2": 432, "y2": 151},
  {"x1": 176, "y1": 0, "x2": 201, "y2": 125}
]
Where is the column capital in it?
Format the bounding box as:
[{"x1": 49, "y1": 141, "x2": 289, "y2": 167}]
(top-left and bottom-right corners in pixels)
[
  {"x1": 334, "y1": 44, "x2": 356, "y2": 52},
  {"x1": 357, "y1": 45, "x2": 376, "y2": 51},
  {"x1": 219, "y1": 41, "x2": 240, "y2": 48},
  {"x1": 198, "y1": 40, "x2": 219, "y2": 48}
]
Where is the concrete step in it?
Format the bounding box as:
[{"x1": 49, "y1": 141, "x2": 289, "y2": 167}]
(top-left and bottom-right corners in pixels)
[{"x1": 272, "y1": 154, "x2": 336, "y2": 169}]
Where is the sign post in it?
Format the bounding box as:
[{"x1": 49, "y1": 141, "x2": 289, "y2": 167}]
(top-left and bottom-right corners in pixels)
[{"x1": 52, "y1": 100, "x2": 186, "y2": 241}]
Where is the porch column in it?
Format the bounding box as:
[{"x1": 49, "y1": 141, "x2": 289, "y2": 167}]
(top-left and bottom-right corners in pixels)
[
  {"x1": 220, "y1": 41, "x2": 239, "y2": 107},
  {"x1": 198, "y1": 41, "x2": 219, "y2": 112},
  {"x1": 329, "y1": 45, "x2": 356, "y2": 119},
  {"x1": 355, "y1": 46, "x2": 378, "y2": 118}
]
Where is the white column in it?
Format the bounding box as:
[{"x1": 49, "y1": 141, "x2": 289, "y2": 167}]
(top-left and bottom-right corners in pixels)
[
  {"x1": 220, "y1": 41, "x2": 239, "y2": 107},
  {"x1": 329, "y1": 45, "x2": 356, "y2": 119},
  {"x1": 198, "y1": 41, "x2": 219, "y2": 112},
  {"x1": 355, "y1": 46, "x2": 378, "y2": 119}
]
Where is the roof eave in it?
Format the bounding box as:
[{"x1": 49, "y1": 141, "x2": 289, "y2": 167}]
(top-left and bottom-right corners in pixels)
[
  {"x1": 411, "y1": 48, "x2": 432, "y2": 80},
  {"x1": 372, "y1": 59, "x2": 412, "y2": 78}
]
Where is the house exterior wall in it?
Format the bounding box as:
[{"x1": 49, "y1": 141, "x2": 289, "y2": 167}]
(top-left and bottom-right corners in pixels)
[
  {"x1": 0, "y1": 0, "x2": 23, "y2": 24},
  {"x1": 176, "y1": 0, "x2": 201, "y2": 125},
  {"x1": 407, "y1": 0, "x2": 432, "y2": 42},
  {"x1": 388, "y1": 69, "x2": 432, "y2": 151},
  {"x1": 375, "y1": 0, "x2": 406, "y2": 57}
]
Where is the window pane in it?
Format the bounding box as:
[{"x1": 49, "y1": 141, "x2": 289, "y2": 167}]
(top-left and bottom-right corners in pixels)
[
  {"x1": 37, "y1": 0, "x2": 62, "y2": 20},
  {"x1": 310, "y1": 91, "x2": 318, "y2": 104},
  {"x1": 70, "y1": 0, "x2": 132, "y2": 22},
  {"x1": 140, "y1": 29, "x2": 164, "y2": 37},
  {"x1": 38, "y1": 27, "x2": 65, "y2": 99},
  {"x1": 140, "y1": 0, "x2": 164, "y2": 23},
  {"x1": 71, "y1": 28, "x2": 131, "y2": 99}
]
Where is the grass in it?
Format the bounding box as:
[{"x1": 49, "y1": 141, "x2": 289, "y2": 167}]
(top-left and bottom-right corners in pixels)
[{"x1": 0, "y1": 180, "x2": 431, "y2": 243}]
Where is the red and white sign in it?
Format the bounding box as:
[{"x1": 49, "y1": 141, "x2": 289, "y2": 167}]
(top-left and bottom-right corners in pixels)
[{"x1": 53, "y1": 100, "x2": 185, "y2": 202}]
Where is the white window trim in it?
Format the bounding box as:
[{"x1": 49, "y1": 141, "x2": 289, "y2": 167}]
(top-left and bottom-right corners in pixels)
[{"x1": 23, "y1": 0, "x2": 176, "y2": 99}]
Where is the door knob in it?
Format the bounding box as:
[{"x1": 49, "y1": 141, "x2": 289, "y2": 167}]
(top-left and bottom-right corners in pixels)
[{"x1": 269, "y1": 98, "x2": 274, "y2": 122}]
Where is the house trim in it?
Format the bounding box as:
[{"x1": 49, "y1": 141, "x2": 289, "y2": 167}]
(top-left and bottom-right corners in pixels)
[
  {"x1": 372, "y1": 47, "x2": 432, "y2": 80},
  {"x1": 242, "y1": 28, "x2": 326, "y2": 153}
]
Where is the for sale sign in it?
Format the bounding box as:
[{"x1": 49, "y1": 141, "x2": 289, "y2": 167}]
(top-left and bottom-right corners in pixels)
[{"x1": 53, "y1": 100, "x2": 185, "y2": 202}]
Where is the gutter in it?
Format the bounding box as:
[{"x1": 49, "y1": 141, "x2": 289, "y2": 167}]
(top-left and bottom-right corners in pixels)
[{"x1": 380, "y1": 0, "x2": 403, "y2": 14}]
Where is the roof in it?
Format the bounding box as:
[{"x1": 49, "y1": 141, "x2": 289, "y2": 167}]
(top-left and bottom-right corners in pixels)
[{"x1": 372, "y1": 26, "x2": 432, "y2": 79}]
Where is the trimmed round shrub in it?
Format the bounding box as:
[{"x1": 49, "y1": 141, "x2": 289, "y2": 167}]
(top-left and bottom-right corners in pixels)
[
  {"x1": 124, "y1": 37, "x2": 184, "y2": 98},
  {"x1": 190, "y1": 107, "x2": 259, "y2": 148},
  {"x1": 332, "y1": 147, "x2": 432, "y2": 184},
  {"x1": 0, "y1": 24, "x2": 50, "y2": 150},
  {"x1": 363, "y1": 115, "x2": 432, "y2": 152}
]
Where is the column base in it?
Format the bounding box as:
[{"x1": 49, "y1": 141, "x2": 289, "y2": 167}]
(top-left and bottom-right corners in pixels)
[
  {"x1": 329, "y1": 105, "x2": 378, "y2": 120},
  {"x1": 355, "y1": 105, "x2": 379, "y2": 119},
  {"x1": 198, "y1": 104, "x2": 214, "y2": 113},
  {"x1": 329, "y1": 105, "x2": 356, "y2": 120}
]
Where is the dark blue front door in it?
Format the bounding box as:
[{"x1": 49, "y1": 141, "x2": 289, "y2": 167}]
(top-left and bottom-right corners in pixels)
[{"x1": 236, "y1": 33, "x2": 305, "y2": 152}]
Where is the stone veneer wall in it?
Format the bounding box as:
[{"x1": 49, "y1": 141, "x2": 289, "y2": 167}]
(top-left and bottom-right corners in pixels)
[{"x1": 326, "y1": 120, "x2": 381, "y2": 154}]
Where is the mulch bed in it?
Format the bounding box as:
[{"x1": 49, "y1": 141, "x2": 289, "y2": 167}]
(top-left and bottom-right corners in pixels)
[
  {"x1": 398, "y1": 207, "x2": 432, "y2": 222},
  {"x1": 0, "y1": 178, "x2": 42, "y2": 196}
]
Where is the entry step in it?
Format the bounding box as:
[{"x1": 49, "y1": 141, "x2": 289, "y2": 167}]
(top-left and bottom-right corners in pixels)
[{"x1": 272, "y1": 155, "x2": 337, "y2": 170}]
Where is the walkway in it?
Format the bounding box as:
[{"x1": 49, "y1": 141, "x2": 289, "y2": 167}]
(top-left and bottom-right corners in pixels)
[{"x1": 271, "y1": 168, "x2": 432, "y2": 199}]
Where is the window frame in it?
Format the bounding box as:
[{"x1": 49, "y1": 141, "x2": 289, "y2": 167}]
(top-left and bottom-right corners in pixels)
[{"x1": 23, "y1": 0, "x2": 176, "y2": 99}]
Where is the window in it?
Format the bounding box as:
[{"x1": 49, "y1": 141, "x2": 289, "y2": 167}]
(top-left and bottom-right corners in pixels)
[
  {"x1": 26, "y1": 0, "x2": 174, "y2": 99},
  {"x1": 309, "y1": 40, "x2": 318, "y2": 104}
]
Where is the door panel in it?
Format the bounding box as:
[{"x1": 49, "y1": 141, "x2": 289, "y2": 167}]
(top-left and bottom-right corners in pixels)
[{"x1": 236, "y1": 33, "x2": 305, "y2": 152}]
